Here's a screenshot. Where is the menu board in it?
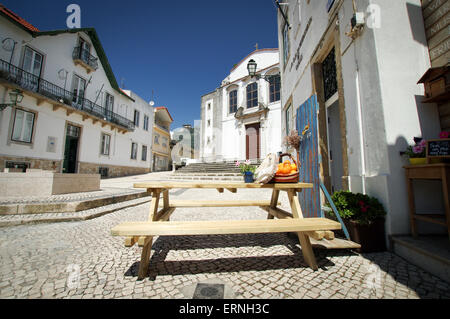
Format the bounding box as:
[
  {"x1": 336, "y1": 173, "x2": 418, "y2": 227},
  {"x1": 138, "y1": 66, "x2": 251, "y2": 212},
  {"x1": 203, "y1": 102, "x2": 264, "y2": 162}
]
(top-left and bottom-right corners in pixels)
[{"x1": 427, "y1": 139, "x2": 450, "y2": 158}]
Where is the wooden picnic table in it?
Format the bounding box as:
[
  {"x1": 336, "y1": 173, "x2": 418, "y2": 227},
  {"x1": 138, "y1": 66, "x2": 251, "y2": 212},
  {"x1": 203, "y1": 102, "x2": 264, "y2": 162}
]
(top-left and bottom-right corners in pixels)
[{"x1": 111, "y1": 182, "x2": 342, "y2": 280}]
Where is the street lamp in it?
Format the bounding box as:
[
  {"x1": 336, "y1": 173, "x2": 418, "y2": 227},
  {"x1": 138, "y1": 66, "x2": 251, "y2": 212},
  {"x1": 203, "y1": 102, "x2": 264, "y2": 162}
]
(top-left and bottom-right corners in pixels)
[
  {"x1": 247, "y1": 59, "x2": 280, "y2": 82},
  {"x1": 0, "y1": 89, "x2": 24, "y2": 111}
]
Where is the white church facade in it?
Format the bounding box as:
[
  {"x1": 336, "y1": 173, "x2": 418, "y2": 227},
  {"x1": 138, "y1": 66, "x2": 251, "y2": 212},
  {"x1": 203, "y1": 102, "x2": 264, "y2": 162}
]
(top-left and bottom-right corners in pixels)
[{"x1": 200, "y1": 49, "x2": 282, "y2": 162}]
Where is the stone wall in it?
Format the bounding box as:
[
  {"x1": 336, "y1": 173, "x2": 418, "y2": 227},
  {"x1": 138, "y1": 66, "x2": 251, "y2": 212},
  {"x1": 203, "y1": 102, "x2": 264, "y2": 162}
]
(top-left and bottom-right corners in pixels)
[
  {"x1": 78, "y1": 162, "x2": 150, "y2": 178},
  {"x1": 0, "y1": 156, "x2": 62, "y2": 172}
]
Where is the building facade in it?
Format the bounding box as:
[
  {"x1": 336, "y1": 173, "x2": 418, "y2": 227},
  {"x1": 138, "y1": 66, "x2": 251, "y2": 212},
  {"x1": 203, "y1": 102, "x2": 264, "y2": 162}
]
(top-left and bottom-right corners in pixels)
[
  {"x1": 152, "y1": 106, "x2": 173, "y2": 171},
  {"x1": 277, "y1": 0, "x2": 443, "y2": 238},
  {"x1": 200, "y1": 49, "x2": 282, "y2": 162},
  {"x1": 0, "y1": 5, "x2": 155, "y2": 177}
]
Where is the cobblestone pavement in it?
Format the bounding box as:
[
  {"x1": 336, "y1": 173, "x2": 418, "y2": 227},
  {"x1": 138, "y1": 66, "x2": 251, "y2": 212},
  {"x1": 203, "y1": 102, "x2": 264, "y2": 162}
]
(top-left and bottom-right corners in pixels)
[{"x1": 1, "y1": 187, "x2": 449, "y2": 299}]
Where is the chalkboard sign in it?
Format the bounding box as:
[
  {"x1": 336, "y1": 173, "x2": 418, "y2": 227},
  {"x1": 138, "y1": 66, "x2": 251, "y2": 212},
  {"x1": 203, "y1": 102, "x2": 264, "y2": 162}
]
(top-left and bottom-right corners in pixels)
[{"x1": 427, "y1": 139, "x2": 450, "y2": 158}]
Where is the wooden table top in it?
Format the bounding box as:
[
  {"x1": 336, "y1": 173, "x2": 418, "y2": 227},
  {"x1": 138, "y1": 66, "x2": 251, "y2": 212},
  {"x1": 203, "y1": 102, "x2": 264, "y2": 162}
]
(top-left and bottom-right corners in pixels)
[{"x1": 133, "y1": 181, "x2": 313, "y2": 190}]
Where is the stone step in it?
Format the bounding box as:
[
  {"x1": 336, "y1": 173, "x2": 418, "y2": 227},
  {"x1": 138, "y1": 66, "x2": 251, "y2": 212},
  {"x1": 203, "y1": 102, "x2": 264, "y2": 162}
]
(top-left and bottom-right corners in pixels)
[
  {"x1": 0, "y1": 196, "x2": 152, "y2": 227},
  {"x1": 0, "y1": 189, "x2": 150, "y2": 215}
]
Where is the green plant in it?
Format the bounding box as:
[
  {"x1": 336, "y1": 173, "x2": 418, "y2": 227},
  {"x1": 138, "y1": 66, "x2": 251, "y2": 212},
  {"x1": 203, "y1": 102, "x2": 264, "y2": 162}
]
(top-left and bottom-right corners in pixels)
[
  {"x1": 326, "y1": 191, "x2": 386, "y2": 225},
  {"x1": 235, "y1": 160, "x2": 256, "y2": 175}
]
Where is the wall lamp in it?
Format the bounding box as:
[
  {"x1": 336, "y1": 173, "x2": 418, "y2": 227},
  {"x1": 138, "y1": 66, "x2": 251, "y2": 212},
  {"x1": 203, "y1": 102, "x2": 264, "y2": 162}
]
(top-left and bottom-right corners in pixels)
[
  {"x1": 247, "y1": 59, "x2": 280, "y2": 82},
  {"x1": 0, "y1": 89, "x2": 24, "y2": 111}
]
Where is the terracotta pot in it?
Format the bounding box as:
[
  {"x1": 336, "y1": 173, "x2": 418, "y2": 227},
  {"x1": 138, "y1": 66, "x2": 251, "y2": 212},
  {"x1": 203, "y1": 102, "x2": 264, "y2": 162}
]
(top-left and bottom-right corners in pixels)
[{"x1": 344, "y1": 219, "x2": 386, "y2": 253}]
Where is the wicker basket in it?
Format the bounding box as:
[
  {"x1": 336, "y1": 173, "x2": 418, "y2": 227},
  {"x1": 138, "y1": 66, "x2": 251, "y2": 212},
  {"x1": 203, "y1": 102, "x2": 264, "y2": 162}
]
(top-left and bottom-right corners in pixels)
[{"x1": 273, "y1": 153, "x2": 299, "y2": 183}]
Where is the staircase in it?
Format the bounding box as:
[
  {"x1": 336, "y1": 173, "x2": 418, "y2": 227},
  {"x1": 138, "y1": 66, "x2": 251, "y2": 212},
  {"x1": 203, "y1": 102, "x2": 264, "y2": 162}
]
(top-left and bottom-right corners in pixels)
[{"x1": 169, "y1": 161, "x2": 261, "y2": 181}]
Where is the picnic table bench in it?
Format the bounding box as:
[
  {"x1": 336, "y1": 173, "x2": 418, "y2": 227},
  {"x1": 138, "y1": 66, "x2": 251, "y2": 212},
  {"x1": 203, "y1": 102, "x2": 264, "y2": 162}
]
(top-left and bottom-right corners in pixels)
[{"x1": 111, "y1": 182, "x2": 342, "y2": 280}]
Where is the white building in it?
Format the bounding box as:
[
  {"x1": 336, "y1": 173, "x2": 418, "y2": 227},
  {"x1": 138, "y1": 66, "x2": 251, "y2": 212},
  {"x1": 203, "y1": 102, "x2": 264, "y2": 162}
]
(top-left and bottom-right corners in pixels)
[
  {"x1": 200, "y1": 49, "x2": 282, "y2": 162},
  {"x1": 0, "y1": 4, "x2": 154, "y2": 177},
  {"x1": 276, "y1": 0, "x2": 443, "y2": 238}
]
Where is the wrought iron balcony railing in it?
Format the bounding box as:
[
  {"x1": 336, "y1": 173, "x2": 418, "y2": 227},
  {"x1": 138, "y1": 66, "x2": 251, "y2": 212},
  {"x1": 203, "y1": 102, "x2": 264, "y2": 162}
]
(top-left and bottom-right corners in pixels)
[
  {"x1": 72, "y1": 46, "x2": 99, "y2": 71},
  {"x1": 0, "y1": 59, "x2": 134, "y2": 131}
]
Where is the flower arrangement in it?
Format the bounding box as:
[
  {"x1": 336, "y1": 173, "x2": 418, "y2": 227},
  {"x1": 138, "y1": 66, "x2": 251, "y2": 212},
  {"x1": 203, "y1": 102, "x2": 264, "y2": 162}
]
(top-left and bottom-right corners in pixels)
[
  {"x1": 284, "y1": 130, "x2": 302, "y2": 150},
  {"x1": 402, "y1": 137, "x2": 427, "y2": 159},
  {"x1": 326, "y1": 191, "x2": 387, "y2": 225},
  {"x1": 235, "y1": 160, "x2": 256, "y2": 175}
]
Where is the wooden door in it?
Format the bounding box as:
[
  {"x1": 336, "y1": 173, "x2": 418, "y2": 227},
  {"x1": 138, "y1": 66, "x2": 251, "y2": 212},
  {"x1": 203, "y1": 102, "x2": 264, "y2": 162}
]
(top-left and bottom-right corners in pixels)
[{"x1": 246, "y1": 123, "x2": 260, "y2": 160}]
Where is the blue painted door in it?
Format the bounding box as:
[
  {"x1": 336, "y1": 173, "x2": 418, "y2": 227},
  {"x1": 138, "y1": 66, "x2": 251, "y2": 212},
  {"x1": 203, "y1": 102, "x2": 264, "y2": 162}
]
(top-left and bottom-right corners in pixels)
[{"x1": 296, "y1": 95, "x2": 321, "y2": 218}]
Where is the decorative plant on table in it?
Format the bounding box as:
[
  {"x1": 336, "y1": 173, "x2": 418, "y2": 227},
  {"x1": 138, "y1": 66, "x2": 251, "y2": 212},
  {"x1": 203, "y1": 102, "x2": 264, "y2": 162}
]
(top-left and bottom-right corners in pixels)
[
  {"x1": 326, "y1": 191, "x2": 387, "y2": 252},
  {"x1": 401, "y1": 137, "x2": 427, "y2": 165},
  {"x1": 236, "y1": 160, "x2": 256, "y2": 183}
]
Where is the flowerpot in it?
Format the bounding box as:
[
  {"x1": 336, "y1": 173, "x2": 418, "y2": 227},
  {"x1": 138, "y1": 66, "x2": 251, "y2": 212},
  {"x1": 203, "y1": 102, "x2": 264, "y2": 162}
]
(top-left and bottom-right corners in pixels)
[
  {"x1": 244, "y1": 172, "x2": 254, "y2": 183},
  {"x1": 344, "y1": 219, "x2": 386, "y2": 253},
  {"x1": 409, "y1": 158, "x2": 427, "y2": 165}
]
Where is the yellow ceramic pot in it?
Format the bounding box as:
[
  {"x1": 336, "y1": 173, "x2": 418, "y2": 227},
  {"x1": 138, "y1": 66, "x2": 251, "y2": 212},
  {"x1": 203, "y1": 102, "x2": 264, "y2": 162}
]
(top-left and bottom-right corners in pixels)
[{"x1": 409, "y1": 158, "x2": 427, "y2": 165}]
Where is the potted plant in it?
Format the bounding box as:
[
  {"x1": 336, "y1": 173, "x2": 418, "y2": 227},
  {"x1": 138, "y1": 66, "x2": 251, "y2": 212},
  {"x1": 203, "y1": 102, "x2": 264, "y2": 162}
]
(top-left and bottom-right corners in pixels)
[
  {"x1": 236, "y1": 160, "x2": 256, "y2": 183},
  {"x1": 401, "y1": 137, "x2": 427, "y2": 165},
  {"x1": 327, "y1": 191, "x2": 387, "y2": 253}
]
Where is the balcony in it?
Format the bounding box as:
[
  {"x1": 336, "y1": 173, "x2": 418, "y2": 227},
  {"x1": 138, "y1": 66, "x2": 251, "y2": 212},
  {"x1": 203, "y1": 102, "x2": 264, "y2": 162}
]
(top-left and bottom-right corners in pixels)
[
  {"x1": 0, "y1": 59, "x2": 134, "y2": 131},
  {"x1": 72, "y1": 46, "x2": 99, "y2": 73},
  {"x1": 154, "y1": 122, "x2": 170, "y2": 133}
]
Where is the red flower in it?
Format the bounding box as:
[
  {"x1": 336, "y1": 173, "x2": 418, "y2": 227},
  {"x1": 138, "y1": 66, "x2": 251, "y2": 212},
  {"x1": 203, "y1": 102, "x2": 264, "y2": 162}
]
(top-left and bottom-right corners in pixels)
[{"x1": 440, "y1": 131, "x2": 449, "y2": 139}]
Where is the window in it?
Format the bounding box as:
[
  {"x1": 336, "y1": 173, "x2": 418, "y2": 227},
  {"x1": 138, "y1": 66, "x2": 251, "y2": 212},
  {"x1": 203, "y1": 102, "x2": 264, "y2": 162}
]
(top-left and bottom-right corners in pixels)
[
  {"x1": 269, "y1": 75, "x2": 281, "y2": 103},
  {"x1": 322, "y1": 47, "x2": 338, "y2": 101},
  {"x1": 162, "y1": 137, "x2": 168, "y2": 148},
  {"x1": 134, "y1": 110, "x2": 140, "y2": 127},
  {"x1": 12, "y1": 109, "x2": 35, "y2": 143},
  {"x1": 282, "y1": 23, "x2": 290, "y2": 66},
  {"x1": 229, "y1": 90, "x2": 238, "y2": 114},
  {"x1": 142, "y1": 145, "x2": 148, "y2": 161},
  {"x1": 71, "y1": 75, "x2": 86, "y2": 106},
  {"x1": 154, "y1": 134, "x2": 159, "y2": 144},
  {"x1": 207, "y1": 103, "x2": 211, "y2": 111},
  {"x1": 143, "y1": 115, "x2": 149, "y2": 131},
  {"x1": 100, "y1": 133, "x2": 111, "y2": 156},
  {"x1": 131, "y1": 142, "x2": 138, "y2": 160},
  {"x1": 246, "y1": 82, "x2": 258, "y2": 108},
  {"x1": 207, "y1": 120, "x2": 211, "y2": 127},
  {"x1": 285, "y1": 104, "x2": 292, "y2": 136},
  {"x1": 22, "y1": 47, "x2": 43, "y2": 77},
  {"x1": 104, "y1": 93, "x2": 114, "y2": 114}
]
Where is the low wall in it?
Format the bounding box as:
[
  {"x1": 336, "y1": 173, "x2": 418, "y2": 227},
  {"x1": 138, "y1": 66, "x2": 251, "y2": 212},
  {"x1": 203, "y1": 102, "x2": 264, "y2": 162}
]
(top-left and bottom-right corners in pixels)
[{"x1": 0, "y1": 171, "x2": 100, "y2": 197}]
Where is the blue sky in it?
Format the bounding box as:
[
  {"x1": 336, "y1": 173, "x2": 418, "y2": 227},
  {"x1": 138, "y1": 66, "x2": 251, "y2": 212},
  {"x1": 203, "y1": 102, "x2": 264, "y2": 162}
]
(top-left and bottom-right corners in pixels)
[{"x1": 2, "y1": 0, "x2": 280, "y2": 130}]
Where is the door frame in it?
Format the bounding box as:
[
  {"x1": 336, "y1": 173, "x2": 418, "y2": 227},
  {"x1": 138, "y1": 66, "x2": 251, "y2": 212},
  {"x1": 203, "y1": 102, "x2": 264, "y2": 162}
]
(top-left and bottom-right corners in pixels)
[
  {"x1": 62, "y1": 121, "x2": 82, "y2": 174},
  {"x1": 245, "y1": 122, "x2": 260, "y2": 160}
]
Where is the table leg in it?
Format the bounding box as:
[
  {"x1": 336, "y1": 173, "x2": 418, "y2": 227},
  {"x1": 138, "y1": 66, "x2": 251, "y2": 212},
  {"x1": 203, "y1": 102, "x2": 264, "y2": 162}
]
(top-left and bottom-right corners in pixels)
[
  {"x1": 406, "y1": 177, "x2": 418, "y2": 238},
  {"x1": 441, "y1": 167, "x2": 450, "y2": 240},
  {"x1": 268, "y1": 189, "x2": 280, "y2": 220},
  {"x1": 137, "y1": 189, "x2": 162, "y2": 280},
  {"x1": 137, "y1": 236, "x2": 153, "y2": 280},
  {"x1": 287, "y1": 190, "x2": 318, "y2": 270}
]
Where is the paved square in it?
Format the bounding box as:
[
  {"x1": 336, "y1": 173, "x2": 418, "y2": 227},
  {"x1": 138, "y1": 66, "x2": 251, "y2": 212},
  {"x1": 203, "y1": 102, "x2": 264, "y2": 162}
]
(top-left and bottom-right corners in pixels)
[{"x1": 0, "y1": 186, "x2": 449, "y2": 299}]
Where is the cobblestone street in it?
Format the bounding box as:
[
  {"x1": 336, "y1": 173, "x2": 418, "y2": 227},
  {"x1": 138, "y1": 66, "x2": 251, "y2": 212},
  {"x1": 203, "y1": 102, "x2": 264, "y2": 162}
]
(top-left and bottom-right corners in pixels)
[{"x1": 1, "y1": 183, "x2": 449, "y2": 300}]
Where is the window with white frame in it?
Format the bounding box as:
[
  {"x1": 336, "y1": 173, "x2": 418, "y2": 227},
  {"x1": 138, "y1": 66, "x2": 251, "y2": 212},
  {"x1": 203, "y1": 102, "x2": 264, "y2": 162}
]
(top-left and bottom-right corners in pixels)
[
  {"x1": 143, "y1": 115, "x2": 149, "y2": 131},
  {"x1": 100, "y1": 133, "x2": 111, "y2": 156},
  {"x1": 142, "y1": 145, "x2": 148, "y2": 161},
  {"x1": 285, "y1": 104, "x2": 292, "y2": 136},
  {"x1": 246, "y1": 82, "x2": 258, "y2": 108},
  {"x1": 229, "y1": 90, "x2": 238, "y2": 114},
  {"x1": 71, "y1": 75, "x2": 86, "y2": 106},
  {"x1": 154, "y1": 134, "x2": 160, "y2": 145},
  {"x1": 282, "y1": 22, "x2": 290, "y2": 66},
  {"x1": 134, "y1": 110, "x2": 140, "y2": 127},
  {"x1": 131, "y1": 142, "x2": 138, "y2": 160},
  {"x1": 11, "y1": 109, "x2": 35, "y2": 143},
  {"x1": 22, "y1": 46, "x2": 43, "y2": 77},
  {"x1": 104, "y1": 93, "x2": 114, "y2": 114},
  {"x1": 269, "y1": 75, "x2": 281, "y2": 103}
]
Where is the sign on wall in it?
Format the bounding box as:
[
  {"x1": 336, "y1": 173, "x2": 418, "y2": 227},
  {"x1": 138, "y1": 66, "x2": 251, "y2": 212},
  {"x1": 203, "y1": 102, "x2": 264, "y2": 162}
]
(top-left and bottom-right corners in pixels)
[
  {"x1": 427, "y1": 138, "x2": 450, "y2": 158},
  {"x1": 422, "y1": 0, "x2": 450, "y2": 67}
]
